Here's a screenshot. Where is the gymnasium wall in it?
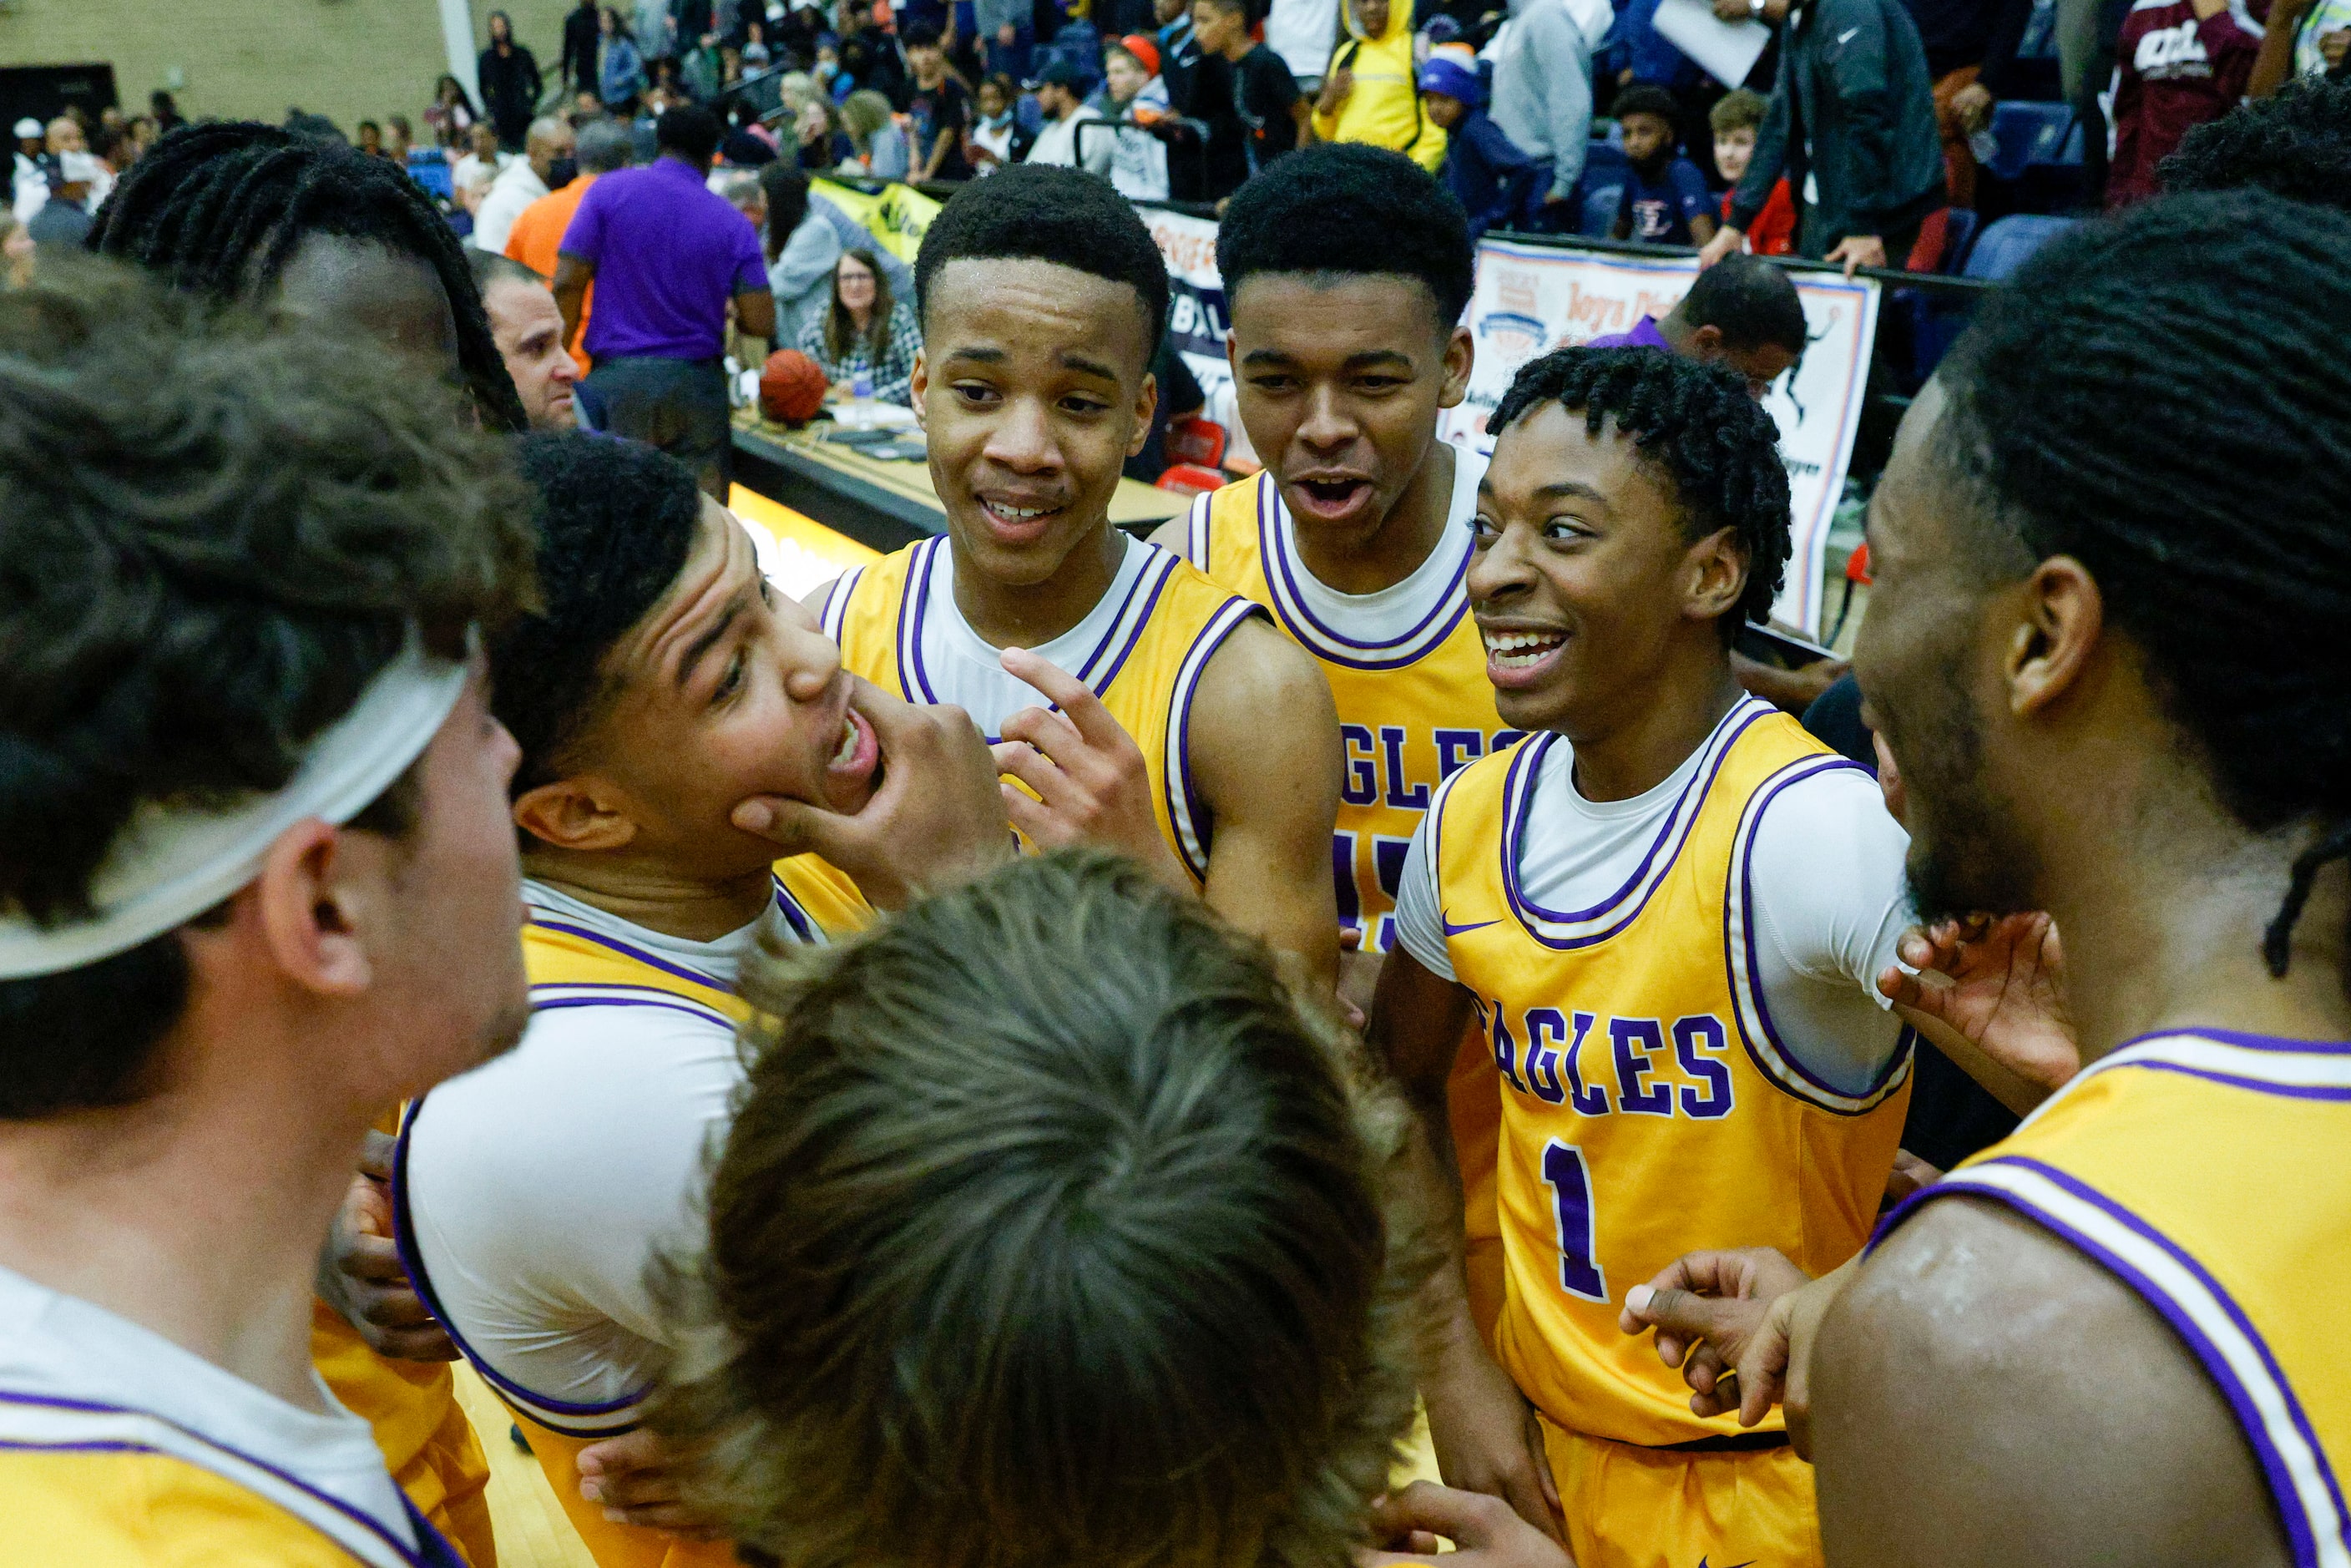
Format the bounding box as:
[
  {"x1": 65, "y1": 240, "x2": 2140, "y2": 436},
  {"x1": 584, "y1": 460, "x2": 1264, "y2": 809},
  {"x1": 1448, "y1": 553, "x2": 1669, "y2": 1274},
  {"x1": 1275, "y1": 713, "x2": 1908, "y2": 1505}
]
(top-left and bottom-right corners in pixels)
[{"x1": 0, "y1": 0, "x2": 590, "y2": 134}]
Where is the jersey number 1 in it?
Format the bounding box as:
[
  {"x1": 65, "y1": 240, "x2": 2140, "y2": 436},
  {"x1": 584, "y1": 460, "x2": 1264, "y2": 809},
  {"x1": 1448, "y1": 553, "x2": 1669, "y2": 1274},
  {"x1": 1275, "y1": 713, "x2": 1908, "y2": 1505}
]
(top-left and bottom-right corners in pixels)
[{"x1": 1541, "y1": 1141, "x2": 1608, "y2": 1302}]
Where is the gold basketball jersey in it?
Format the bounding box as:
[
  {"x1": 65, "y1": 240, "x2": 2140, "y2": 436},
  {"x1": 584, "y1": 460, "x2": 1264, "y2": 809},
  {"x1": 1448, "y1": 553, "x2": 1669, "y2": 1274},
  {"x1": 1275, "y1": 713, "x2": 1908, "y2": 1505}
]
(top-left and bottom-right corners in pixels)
[
  {"x1": 1430, "y1": 706, "x2": 1912, "y2": 1445},
  {"x1": 1182, "y1": 473, "x2": 1518, "y2": 951},
  {"x1": 820, "y1": 534, "x2": 1265, "y2": 888},
  {"x1": 1881, "y1": 1029, "x2": 2351, "y2": 1560}
]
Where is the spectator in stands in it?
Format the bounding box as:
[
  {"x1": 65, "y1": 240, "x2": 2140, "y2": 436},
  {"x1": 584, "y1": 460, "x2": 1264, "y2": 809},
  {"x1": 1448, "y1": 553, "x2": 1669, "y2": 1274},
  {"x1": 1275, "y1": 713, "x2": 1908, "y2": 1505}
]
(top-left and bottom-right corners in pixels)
[
  {"x1": 564, "y1": 0, "x2": 604, "y2": 95},
  {"x1": 1267, "y1": 0, "x2": 1342, "y2": 94},
  {"x1": 721, "y1": 99, "x2": 782, "y2": 164},
  {"x1": 841, "y1": 89, "x2": 913, "y2": 175},
  {"x1": 1102, "y1": 35, "x2": 1175, "y2": 197},
  {"x1": 356, "y1": 119, "x2": 386, "y2": 157},
  {"x1": 475, "y1": 115, "x2": 579, "y2": 255},
  {"x1": 2106, "y1": 0, "x2": 2257, "y2": 205},
  {"x1": 1311, "y1": 0, "x2": 1446, "y2": 169},
  {"x1": 506, "y1": 117, "x2": 632, "y2": 376},
  {"x1": 1586, "y1": 251, "x2": 1807, "y2": 397},
  {"x1": 149, "y1": 90, "x2": 185, "y2": 135},
  {"x1": 1157, "y1": 0, "x2": 1206, "y2": 113},
  {"x1": 2251, "y1": 0, "x2": 2351, "y2": 94},
  {"x1": 427, "y1": 75, "x2": 479, "y2": 146},
  {"x1": 1419, "y1": 47, "x2": 1539, "y2": 239},
  {"x1": 637, "y1": 0, "x2": 679, "y2": 63},
  {"x1": 1491, "y1": 0, "x2": 1610, "y2": 230},
  {"x1": 24, "y1": 151, "x2": 101, "y2": 250},
  {"x1": 1193, "y1": 0, "x2": 1307, "y2": 199},
  {"x1": 761, "y1": 162, "x2": 844, "y2": 345},
  {"x1": 969, "y1": 73, "x2": 1034, "y2": 169},
  {"x1": 797, "y1": 247, "x2": 922, "y2": 404},
  {"x1": 599, "y1": 5, "x2": 650, "y2": 110},
  {"x1": 905, "y1": 23, "x2": 977, "y2": 180},
  {"x1": 1711, "y1": 89, "x2": 1796, "y2": 254},
  {"x1": 1699, "y1": 0, "x2": 1944, "y2": 273},
  {"x1": 11, "y1": 120, "x2": 43, "y2": 221},
  {"x1": 386, "y1": 114, "x2": 416, "y2": 163},
  {"x1": 452, "y1": 120, "x2": 508, "y2": 196},
  {"x1": 480, "y1": 12, "x2": 546, "y2": 150},
  {"x1": 555, "y1": 103, "x2": 776, "y2": 493},
  {"x1": 472, "y1": 250, "x2": 585, "y2": 430},
  {"x1": 1027, "y1": 58, "x2": 1115, "y2": 173},
  {"x1": 1610, "y1": 84, "x2": 1717, "y2": 245},
  {"x1": 978, "y1": 0, "x2": 1036, "y2": 79},
  {"x1": 452, "y1": 161, "x2": 495, "y2": 238}
]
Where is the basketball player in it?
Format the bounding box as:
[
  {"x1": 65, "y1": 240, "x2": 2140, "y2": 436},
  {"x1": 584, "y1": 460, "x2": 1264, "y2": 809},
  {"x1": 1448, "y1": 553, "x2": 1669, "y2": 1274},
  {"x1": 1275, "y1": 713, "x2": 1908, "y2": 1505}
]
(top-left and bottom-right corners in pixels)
[
  {"x1": 1367, "y1": 346, "x2": 2056, "y2": 1568},
  {"x1": 0, "y1": 270, "x2": 532, "y2": 1564},
  {"x1": 1627, "y1": 192, "x2": 2351, "y2": 1566},
  {"x1": 645, "y1": 849, "x2": 1570, "y2": 1568},
  {"x1": 90, "y1": 119, "x2": 538, "y2": 1563},
  {"x1": 1145, "y1": 144, "x2": 1522, "y2": 1334},
  {"x1": 809, "y1": 165, "x2": 1344, "y2": 986},
  {"x1": 394, "y1": 432, "x2": 1014, "y2": 1568}
]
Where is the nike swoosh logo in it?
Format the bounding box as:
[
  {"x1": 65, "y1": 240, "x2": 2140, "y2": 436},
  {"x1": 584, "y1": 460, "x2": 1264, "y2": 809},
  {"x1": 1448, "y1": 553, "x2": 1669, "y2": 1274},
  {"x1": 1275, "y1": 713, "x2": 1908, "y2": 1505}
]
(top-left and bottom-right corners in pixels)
[
  {"x1": 1698, "y1": 1559, "x2": 1757, "y2": 1568},
  {"x1": 1443, "y1": 918, "x2": 1501, "y2": 935},
  {"x1": 1836, "y1": 26, "x2": 1858, "y2": 39}
]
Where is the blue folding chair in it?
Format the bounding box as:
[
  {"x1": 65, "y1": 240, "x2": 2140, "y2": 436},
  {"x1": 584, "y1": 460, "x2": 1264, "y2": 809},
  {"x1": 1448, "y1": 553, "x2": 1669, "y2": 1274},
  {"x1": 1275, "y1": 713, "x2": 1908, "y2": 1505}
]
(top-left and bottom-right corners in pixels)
[
  {"x1": 1964, "y1": 213, "x2": 2076, "y2": 281},
  {"x1": 407, "y1": 148, "x2": 453, "y2": 203},
  {"x1": 1984, "y1": 100, "x2": 2079, "y2": 182}
]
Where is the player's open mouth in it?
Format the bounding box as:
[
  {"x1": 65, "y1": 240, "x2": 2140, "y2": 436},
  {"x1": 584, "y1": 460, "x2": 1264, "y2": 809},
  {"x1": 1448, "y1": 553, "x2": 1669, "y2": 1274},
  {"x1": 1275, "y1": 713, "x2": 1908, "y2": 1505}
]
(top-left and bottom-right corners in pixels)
[
  {"x1": 1483, "y1": 628, "x2": 1567, "y2": 685},
  {"x1": 978, "y1": 495, "x2": 1063, "y2": 538},
  {"x1": 1292, "y1": 477, "x2": 1372, "y2": 520},
  {"x1": 827, "y1": 707, "x2": 878, "y2": 784}
]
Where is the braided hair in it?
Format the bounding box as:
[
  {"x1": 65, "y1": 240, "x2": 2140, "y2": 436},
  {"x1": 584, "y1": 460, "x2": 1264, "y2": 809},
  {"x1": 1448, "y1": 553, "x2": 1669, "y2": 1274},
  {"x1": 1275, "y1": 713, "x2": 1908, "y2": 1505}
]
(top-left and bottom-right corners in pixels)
[
  {"x1": 1489, "y1": 346, "x2": 1792, "y2": 641},
  {"x1": 87, "y1": 120, "x2": 528, "y2": 434},
  {"x1": 1933, "y1": 190, "x2": 2351, "y2": 979}
]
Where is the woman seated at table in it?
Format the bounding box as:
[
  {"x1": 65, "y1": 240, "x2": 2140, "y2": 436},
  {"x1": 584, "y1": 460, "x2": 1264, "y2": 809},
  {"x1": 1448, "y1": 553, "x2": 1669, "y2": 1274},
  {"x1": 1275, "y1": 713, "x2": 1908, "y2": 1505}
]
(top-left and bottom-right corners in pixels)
[{"x1": 796, "y1": 248, "x2": 922, "y2": 407}]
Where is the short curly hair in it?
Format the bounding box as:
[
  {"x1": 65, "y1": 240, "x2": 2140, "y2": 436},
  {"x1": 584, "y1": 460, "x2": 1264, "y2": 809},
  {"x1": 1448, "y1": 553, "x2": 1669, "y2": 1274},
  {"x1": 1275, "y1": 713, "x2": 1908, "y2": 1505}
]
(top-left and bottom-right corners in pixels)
[
  {"x1": 0, "y1": 260, "x2": 533, "y2": 1116},
  {"x1": 1491, "y1": 346, "x2": 1792, "y2": 640},
  {"x1": 493, "y1": 432, "x2": 706, "y2": 796},
  {"x1": 915, "y1": 164, "x2": 1170, "y2": 355},
  {"x1": 1216, "y1": 142, "x2": 1475, "y2": 331},
  {"x1": 649, "y1": 849, "x2": 1433, "y2": 1568},
  {"x1": 2158, "y1": 73, "x2": 2351, "y2": 210}
]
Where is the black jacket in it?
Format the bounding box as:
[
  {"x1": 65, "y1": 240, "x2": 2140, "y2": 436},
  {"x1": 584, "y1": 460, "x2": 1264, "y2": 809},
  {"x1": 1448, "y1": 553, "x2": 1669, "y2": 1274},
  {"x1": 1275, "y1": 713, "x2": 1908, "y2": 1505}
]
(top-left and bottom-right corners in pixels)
[
  {"x1": 562, "y1": 3, "x2": 603, "y2": 91},
  {"x1": 478, "y1": 42, "x2": 544, "y2": 145},
  {"x1": 1732, "y1": 0, "x2": 1945, "y2": 251}
]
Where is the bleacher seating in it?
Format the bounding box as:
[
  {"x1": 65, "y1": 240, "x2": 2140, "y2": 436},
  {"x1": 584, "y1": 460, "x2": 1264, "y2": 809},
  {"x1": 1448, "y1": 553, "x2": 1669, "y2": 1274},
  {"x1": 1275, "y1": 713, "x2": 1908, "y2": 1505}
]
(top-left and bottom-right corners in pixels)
[
  {"x1": 407, "y1": 147, "x2": 451, "y2": 202},
  {"x1": 1983, "y1": 100, "x2": 2081, "y2": 183},
  {"x1": 1575, "y1": 139, "x2": 1629, "y2": 240},
  {"x1": 1964, "y1": 213, "x2": 2075, "y2": 281}
]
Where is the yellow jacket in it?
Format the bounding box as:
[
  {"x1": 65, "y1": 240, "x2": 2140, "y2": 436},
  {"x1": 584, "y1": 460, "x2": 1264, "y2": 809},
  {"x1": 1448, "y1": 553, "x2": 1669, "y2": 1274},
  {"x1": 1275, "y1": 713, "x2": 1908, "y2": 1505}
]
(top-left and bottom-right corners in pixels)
[{"x1": 1312, "y1": 0, "x2": 1446, "y2": 170}]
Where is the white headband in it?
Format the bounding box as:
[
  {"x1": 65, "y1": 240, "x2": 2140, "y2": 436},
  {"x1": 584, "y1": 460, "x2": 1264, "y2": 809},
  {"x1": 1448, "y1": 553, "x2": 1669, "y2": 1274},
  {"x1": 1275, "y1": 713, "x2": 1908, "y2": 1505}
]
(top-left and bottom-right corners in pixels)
[{"x1": 0, "y1": 633, "x2": 472, "y2": 981}]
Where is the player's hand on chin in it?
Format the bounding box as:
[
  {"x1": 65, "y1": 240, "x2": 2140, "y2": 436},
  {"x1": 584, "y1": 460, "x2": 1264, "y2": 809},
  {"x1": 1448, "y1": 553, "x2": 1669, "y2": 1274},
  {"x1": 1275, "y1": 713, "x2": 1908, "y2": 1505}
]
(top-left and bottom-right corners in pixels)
[
  {"x1": 991, "y1": 645, "x2": 1195, "y2": 895},
  {"x1": 574, "y1": 1428, "x2": 724, "y2": 1540},
  {"x1": 729, "y1": 677, "x2": 1012, "y2": 910},
  {"x1": 1879, "y1": 909, "x2": 2081, "y2": 1095},
  {"x1": 316, "y1": 1129, "x2": 458, "y2": 1362},
  {"x1": 1361, "y1": 1481, "x2": 1578, "y2": 1566},
  {"x1": 1421, "y1": 1324, "x2": 1567, "y2": 1545}
]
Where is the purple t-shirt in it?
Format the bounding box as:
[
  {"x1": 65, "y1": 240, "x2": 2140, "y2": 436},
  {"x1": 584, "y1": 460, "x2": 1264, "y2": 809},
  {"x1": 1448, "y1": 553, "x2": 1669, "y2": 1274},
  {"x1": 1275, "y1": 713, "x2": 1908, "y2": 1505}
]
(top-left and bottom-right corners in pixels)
[
  {"x1": 559, "y1": 156, "x2": 769, "y2": 362},
  {"x1": 1586, "y1": 316, "x2": 1673, "y2": 351}
]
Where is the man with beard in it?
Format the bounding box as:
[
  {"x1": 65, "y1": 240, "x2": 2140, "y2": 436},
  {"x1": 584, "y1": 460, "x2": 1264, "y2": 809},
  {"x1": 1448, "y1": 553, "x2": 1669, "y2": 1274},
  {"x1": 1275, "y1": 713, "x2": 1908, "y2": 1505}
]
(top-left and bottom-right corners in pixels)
[{"x1": 1623, "y1": 190, "x2": 2351, "y2": 1566}]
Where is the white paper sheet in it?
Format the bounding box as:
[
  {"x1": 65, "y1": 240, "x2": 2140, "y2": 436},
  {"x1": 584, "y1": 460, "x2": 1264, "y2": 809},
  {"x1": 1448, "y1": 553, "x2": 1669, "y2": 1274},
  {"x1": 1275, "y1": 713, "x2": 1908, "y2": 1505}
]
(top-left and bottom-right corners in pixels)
[{"x1": 1651, "y1": 0, "x2": 1772, "y2": 88}]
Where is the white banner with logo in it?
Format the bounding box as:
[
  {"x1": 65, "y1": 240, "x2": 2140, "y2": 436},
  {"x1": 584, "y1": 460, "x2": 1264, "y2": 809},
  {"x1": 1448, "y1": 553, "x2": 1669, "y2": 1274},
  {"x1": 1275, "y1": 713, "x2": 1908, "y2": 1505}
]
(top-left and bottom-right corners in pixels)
[
  {"x1": 1441, "y1": 239, "x2": 1879, "y2": 636},
  {"x1": 1140, "y1": 206, "x2": 1261, "y2": 470}
]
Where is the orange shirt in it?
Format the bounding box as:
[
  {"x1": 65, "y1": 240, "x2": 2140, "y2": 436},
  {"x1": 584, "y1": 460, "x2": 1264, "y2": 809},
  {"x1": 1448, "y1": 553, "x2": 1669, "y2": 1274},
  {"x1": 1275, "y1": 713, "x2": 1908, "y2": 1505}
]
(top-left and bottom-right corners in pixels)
[{"x1": 505, "y1": 172, "x2": 597, "y2": 375}]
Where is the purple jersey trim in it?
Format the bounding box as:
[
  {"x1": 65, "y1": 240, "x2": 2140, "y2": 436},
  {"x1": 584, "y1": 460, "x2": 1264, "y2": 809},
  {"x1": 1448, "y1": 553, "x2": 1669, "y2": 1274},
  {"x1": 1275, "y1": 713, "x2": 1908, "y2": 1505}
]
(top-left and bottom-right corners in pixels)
[
  {"x1": 0, "y1": 1389, "x2": 440, "y2": 1565},
  {"x1": 1167, "y1": 596, "x2": 1270, "y2": 885},
  {"x1": 1878, "y1": 1156, "x2": 2347, "y2": 1567},
  {"x1": 1256, "y1": 476, "x2": 1471, "y2": 670},
  {"x1": 523, "y1": 916, "x2": 732, "y2": 994}
]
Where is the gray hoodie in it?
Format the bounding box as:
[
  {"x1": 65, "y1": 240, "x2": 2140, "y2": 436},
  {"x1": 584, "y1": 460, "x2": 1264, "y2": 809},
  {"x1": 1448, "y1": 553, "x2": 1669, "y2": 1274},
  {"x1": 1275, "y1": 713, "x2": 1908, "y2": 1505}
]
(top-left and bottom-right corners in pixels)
[{"x1": 1489, "y1": 0, "x2": 1612, "y2": 204}]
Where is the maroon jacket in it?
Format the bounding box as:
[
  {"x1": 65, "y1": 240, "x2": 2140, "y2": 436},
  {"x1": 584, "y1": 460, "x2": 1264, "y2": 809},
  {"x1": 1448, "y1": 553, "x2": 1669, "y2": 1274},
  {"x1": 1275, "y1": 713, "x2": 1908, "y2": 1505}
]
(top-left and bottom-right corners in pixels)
[{"x1": 2108, "y1": 0, "x2": 2259, "y2": 206}]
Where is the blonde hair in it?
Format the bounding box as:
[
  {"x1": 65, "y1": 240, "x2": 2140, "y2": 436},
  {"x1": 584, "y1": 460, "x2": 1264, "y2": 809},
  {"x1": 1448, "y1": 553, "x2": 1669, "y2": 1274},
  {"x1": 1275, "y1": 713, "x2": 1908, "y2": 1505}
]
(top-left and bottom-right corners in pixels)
[{"x1": 649, "y1": 850, "x2": 1434, "y2": 1568}]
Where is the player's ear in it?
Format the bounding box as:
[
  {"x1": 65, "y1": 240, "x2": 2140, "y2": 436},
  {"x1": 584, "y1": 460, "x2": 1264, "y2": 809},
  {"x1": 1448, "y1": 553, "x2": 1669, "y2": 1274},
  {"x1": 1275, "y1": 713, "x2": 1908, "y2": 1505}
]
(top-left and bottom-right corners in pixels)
[
  {"x1": 2005, "y1": 554, "x2": 2103, "y2": 719},
  {"x1": 1683, "y1": 524, "x2": 1749, "y2": 625},
  {"x1": 1128, "y1": 369, "x2": 1158, "y2": 459},
  {"x1": 1438, "y1": 322, "x2": 1474, "y2": 410},
  {"x1": 513, "y1": 776, "x2": 641, "y2": 854},
  {"x1": 908, "y1": 347, "x2": 928, "y2": 431},
  {"x1": 1691, "y1": 323, "x2": 1726, "y2": 359}
]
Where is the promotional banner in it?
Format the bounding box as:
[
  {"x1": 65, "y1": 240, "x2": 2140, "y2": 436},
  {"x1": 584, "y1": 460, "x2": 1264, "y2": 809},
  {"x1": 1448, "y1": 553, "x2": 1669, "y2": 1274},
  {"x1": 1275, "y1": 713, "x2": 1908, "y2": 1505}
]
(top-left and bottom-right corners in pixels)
[
  {"x1": 812, "y1": 179, "x2": 943, "y2": 265},
  {"x1": 1443, "y1": 239, "x2": 1878, "y2": 635},
  {"x1": 1140, "y1": 205, "x2": 1260, "y2": 470}
]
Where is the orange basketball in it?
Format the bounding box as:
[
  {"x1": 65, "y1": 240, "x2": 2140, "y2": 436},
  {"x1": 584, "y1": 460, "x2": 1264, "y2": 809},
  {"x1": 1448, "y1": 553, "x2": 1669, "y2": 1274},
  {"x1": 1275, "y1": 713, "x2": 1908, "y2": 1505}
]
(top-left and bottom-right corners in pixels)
[{"x1": 760, "y1": 349, "x2": 829, "y2": 425}]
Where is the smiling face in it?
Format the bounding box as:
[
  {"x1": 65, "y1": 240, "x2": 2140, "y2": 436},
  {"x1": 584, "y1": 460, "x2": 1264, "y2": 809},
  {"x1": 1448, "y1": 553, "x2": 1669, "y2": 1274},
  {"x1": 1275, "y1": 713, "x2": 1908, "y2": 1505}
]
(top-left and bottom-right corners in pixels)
[
  {"x1": 913, "y1": 255, "x2": 1157, "y2": 588},
  {"x1": 836, "y1": 252, "x2": 877, "y2": 316},
  {"x1": 1469, "y1": 400, "x2": 1747, "y2": 736},
  {"x1": 521, "y1": 498, "x2": 879, "y2": 883},
  {"x1": 1229, "y1": 271, "x2": 1470, "y2": 551},
  {"x1": 1851, "y1": 381, "x2": 2040, "y2": 922}
]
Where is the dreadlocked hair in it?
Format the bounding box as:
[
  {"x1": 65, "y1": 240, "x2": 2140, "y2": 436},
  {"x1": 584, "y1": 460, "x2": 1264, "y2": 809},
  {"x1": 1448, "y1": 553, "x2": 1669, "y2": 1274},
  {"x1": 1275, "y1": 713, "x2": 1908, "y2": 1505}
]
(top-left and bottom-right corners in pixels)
[
  {"x1": 87, "y1": 120, "x2": 528, "y2": 434},
  {"x1": 1489, "y1": 346, "x2": 1791, "y2": 642},
  {"x1": 1934, "y1": 190, "x2": 2351, "y2": 983}
]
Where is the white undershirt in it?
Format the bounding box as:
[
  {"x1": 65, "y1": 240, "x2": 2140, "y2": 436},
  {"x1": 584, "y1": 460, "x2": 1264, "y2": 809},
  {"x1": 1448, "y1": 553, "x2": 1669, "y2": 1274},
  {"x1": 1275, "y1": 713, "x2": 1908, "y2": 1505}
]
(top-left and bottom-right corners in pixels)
[
  {"x1": 911, "y1": 533, "x2": 1154, "y2": 736},
  {"x1": 1394, "y1": 698, "x2": 1914, "y2": 1096},
  {"x1": 1278, "y1": 445, "x2": 1487, "y2": 641},
  {"x1": 400, "y1": 883, "x2": 815, "y2": 1418},
  {"x1": 0, "y1": 1262, "x2": 414, "y2": 1550}
]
